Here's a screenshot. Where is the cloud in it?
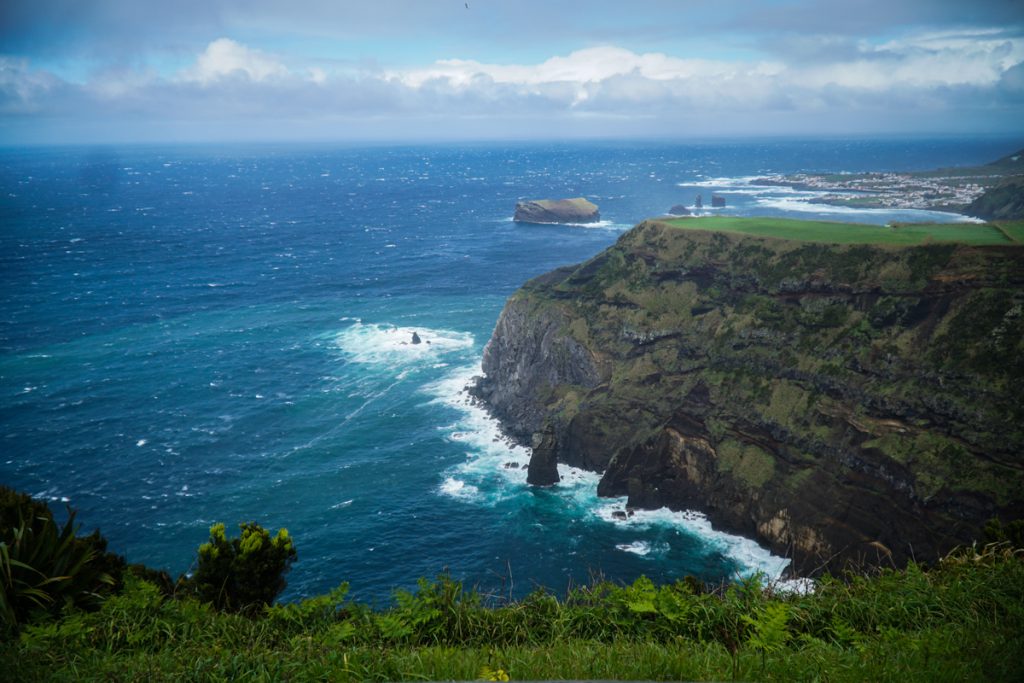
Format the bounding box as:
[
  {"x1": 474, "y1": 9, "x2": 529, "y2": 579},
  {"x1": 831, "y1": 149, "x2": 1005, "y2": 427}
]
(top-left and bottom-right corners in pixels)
[
  {"x1": 2, "y1": 33, "x2": 1023, "y2": 142},
  {"x1": 178, "y1": 38, "x2": 289, "y2": 84}
]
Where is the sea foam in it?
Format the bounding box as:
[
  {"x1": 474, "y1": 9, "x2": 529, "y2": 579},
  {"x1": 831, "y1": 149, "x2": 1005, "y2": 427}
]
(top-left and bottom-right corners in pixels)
[
  {"x1": 426, "y1": 364, "x2": 795, "y2": 582},
  {"x1": 334, "y1": 322, "x2": 474, "y2": 367}
]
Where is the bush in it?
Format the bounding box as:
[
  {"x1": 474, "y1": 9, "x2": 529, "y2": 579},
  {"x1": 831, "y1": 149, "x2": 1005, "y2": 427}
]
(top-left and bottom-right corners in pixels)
[
  {"x1": 184, "y1": 521, "x2": 296, "y2": 613},
  {"x1": 0, "y1": 487, "x2": 123, "y2": 637}
]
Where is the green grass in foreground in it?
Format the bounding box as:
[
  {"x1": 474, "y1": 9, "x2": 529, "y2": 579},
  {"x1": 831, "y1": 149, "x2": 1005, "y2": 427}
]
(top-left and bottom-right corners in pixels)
[
  {"x1": 662, "y1": 216, "x2": 1014, "y2": 245},
  {"x1": 4, "y1": 546, "x2": 1023, "y2": 682}
]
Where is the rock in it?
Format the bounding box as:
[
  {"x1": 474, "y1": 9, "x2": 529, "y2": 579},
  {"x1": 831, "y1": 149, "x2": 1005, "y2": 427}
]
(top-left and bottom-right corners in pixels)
[
  {"x1": 612, "y1": 510, "x2": 628, "y2": 520},
  {"x1": 527, "y1": 423, "x2": 560, "y2": 486},
  {"x1": 711, "y1": 195, "x2": 726, "y2": 208},
  {"x1": 477, "y1": 217, "x2": 1024, "y2": 575},
  {"x1": 965, "y1": 175, "x2": 1024, "y2": 220},
  {"x1": 514, "y1": 198, "x2": 600, "y2": 224},
  {"x1": 668, "y1": 204, "x2": 690, "y2": 216},
  {"x1": 695, "y1": 194, "x2": 703, "y2": 209},
  {"x1": 411, "y1": 332, "x2": 422, "y2": 344}
]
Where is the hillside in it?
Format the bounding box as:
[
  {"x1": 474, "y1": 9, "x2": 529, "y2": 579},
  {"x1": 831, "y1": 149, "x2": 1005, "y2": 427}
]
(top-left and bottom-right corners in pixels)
[{"x1": 474, "y1": 217, "x2": 1024, "y2": 574}]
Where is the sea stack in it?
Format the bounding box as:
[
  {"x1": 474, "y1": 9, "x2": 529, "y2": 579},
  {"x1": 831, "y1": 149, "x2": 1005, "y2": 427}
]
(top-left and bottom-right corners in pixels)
[
  {"x1": 668, "y1": 204, "x2": 691, "y2": 216},
  {"x1": 411, "y1": 331, "x2": 422, "y2": 344},
  {"x1": 514, "y1": 198, "x2": 600, "y2": 224},
  {"x1": 712, "y1": 195, "x2": 726, "y2": 208},
  {"x1": 527, "y1": 423, "x2": 560, "y2": 486}
]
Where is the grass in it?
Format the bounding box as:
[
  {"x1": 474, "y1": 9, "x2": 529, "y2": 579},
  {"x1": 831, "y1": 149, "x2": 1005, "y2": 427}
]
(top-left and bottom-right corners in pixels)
[
  {"x1": 4, "y1": 546, "x2": 1023, "y2": 682},
  {"x1": 993, "y1": 220, "x2": 1024, "y2": 244},
  {"x1": 660, "y1": 216, "x2": 1015, "y2": 246}
]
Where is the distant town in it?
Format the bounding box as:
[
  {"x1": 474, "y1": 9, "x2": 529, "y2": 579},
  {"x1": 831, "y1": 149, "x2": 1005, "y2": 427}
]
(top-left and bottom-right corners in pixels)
[{"x1": 749, "y1": 170, "x2": 1002, "y2": 213}]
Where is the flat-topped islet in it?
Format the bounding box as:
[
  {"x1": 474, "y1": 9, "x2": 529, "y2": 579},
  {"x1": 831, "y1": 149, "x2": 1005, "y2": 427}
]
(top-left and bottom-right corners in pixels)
[{"x1": 513, "y1": 197, "x2": 600, "y2": 224}]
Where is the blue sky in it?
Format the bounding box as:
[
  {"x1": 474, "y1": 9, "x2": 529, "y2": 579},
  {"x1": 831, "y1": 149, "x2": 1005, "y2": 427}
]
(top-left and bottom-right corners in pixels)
[{"x1": 2, "y1": 0, "x2": 1023, "y2": 143}]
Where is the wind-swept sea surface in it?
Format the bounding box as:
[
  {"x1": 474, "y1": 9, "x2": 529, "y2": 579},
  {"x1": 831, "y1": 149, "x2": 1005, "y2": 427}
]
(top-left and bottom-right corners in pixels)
[{"x1": 2, "y1": 138, "x2": 1018, "y2": 602}]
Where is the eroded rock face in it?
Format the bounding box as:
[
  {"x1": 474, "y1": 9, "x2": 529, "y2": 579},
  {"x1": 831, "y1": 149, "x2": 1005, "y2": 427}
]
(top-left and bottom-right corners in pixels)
[
  {"x1": 477, "y1": 219, "x2": 1024, "y2": 574},
  {"x1": 527, "y1": 423, "x2": 560, "y2": 486},
  {"x1": 513, "y1": 198, "x2": 600, "y2": 224}
]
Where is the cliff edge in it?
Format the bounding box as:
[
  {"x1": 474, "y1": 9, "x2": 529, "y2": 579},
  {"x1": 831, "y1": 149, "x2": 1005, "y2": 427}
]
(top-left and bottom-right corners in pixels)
[{"x1": 474, "y1": 218, "x2": 1024, "y2": 574}]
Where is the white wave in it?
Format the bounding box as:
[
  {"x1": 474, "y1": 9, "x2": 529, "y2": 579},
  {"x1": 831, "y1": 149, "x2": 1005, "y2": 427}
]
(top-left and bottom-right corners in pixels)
[
  {"x1": 509, "y1": 217, "x2": 630, "y2": 230},
  {"x1": 335, "y1": 322, "x2": 474, "y2": 367},
  {"x1": 755, "y1": 196, "x2": 981, "y2": 223},
  {"x1": 424, "y1": 366, "x2": 532, "y2": 505},
  {"x1": 593, "y1": 501, "x2": 790, "y2": 579},
  {"x1": 616, "y1": 541, "x2": 651, "y2": 556},
  {"x1": 439, "y1": 476, "x2": 481, "y2": 501},
  {"x1": 426, "y1": 364, "x2": 793, "y2": 581},
  {"x1": 685, "y1": 175, "x2": 765, "y2": 188}
]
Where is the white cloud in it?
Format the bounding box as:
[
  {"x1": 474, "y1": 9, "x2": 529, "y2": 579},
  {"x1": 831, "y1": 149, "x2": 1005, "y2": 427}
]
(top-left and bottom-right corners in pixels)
[
  {"x1": 179, "y1": 38, "x2": 290, "y2": 84},
  {"x1": 390, "y1": 47, "x2": 751, "y2": 88},
  {"x1": 2, "y1": 32, "x2": 1023, "y2": 142}
]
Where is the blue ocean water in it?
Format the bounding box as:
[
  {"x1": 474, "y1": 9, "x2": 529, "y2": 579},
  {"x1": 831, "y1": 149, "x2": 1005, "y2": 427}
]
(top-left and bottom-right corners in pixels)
[{"x1": 1, "y1": 138, "x2": 1019, "y2": 603}]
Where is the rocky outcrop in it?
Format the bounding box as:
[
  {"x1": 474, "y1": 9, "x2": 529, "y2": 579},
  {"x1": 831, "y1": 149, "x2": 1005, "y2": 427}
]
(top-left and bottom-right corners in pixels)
[
  {"x1": 965, "y1": 176, "x2": 1024, "y2": 220},
  {"x1": 528, "y1": 423, "x2": 560, "y2": 486},
  {"x1": 668, "y1": 205, "x2": 691, "y2": 216},
  {"x1": 476, "y1": 219, "x2": 1024, "y2": 574},
  {"x1": 514, "y1": 198, "x2": 600, "y2": 224}
]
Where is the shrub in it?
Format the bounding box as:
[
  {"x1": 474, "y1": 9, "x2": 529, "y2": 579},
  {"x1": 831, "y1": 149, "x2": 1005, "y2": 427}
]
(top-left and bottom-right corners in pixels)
[
  {"x1": 0, "y1": 487, "x2": 123, "y2": 636},
  {"x1": 185, "y1": 521, "x2": 296, "y2": 613}
]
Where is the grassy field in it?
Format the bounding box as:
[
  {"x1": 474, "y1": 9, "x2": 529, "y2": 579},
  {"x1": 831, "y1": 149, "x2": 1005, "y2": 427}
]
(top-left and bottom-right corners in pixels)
[
  {"x1": 5, "y1": 547, "x2": 1023, "y2": 682},
  {"x1": 660, "y1": 216, "x2": 1015, "y2": 246},
  {"x1": 994, "y1": 220, "x2": 1024, "y2": 243}
]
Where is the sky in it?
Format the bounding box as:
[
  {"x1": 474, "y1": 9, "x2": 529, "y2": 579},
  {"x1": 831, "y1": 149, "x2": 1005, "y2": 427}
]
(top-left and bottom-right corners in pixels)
[{"x1": 1, "y1": 0, "x2": 1023, "y2": 144}]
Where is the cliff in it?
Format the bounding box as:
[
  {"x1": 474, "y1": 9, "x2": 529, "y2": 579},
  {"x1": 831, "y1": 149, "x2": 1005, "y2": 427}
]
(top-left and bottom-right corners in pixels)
[
  {"x1": 514, "y1": 198, "x2": 600, "y2": 224},
  {"x1": 965, "y1": 176, "x2": 1024, "y2": 220},
  {"x1": 474, "y1": 218, "x2": 1024, "y2": 574}
]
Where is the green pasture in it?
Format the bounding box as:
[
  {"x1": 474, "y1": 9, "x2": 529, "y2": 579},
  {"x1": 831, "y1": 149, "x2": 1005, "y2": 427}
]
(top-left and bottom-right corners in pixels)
[{"x1": 661, "y1": 216, "x2": 1015, "y2": 246}]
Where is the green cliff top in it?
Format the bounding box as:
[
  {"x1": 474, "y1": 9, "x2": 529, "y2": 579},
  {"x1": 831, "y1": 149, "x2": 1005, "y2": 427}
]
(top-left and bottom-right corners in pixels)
[{"x1": 659, "y1": 216, "x2": 1021, "y2": 246}]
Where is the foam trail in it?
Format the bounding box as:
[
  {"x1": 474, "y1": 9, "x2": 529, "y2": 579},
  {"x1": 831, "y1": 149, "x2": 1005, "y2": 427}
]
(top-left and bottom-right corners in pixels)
[
  {"x1": 426, "y1": 364, "x2": 796, "y2": 582},
  {"x1": 334, "y1": 322, "x2": 473, "y2": 367}
]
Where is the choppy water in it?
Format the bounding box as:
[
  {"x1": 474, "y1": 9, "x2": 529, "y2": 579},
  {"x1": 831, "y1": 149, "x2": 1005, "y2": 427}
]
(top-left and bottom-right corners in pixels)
[{"x1": 2, "y1": 138, "x2": 1018, "y2": 602}]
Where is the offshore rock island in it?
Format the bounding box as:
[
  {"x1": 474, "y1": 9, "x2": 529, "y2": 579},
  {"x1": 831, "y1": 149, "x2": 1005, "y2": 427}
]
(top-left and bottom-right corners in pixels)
[
  {"x1": 473, "y1": 217, "x2": 1024, "y2": 575},
  {"x1": 514, "y1": 197, "x2": 601, "y2": 224}
]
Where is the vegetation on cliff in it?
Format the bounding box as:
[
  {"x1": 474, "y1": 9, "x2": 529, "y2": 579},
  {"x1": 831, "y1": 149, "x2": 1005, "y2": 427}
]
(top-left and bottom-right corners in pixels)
[
  {"x1": 4, "y1": 490, "x2": 1023, "y2": 681},
  {"x1": 5, "y1": 543, "x2": 1023, "y2": 682},
  {"x1": 966, "y1": 177, "x2": 1024, "y2": 221},
  {"x1": 475, "y1": 217, "x2": 1024, "y2": 573}
]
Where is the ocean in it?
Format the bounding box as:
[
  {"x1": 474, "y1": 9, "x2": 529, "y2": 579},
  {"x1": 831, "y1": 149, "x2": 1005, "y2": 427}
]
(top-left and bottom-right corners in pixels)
[{"x1": 1, "y1": 137, "x2": 1018, "y2": 603}]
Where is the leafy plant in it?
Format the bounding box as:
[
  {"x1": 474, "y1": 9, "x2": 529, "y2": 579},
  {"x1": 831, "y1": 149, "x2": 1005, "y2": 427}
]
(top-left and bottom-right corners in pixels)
[
  {"x1": 0, "y1": 487, "x2": 120, "y2": 636},
  {"x1": 184, "y1": 521, "x2": 296, "y2": 613},
  {"x1": 742, "y1": 602, "x2": 791, "y2": 672}
]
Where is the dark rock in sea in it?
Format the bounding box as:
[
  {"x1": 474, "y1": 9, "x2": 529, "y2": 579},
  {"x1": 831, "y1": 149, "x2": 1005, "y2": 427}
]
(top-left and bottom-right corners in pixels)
[
  {"x1": 695, "y1": 194, "x2": 703, "y2": 209},
  {"x1": 612, "y1": 510, "x2": 628, "y2": 520},
  {"x1": 477, "y1": 217, "x2": 1024, "y2": 575},
  {"x1": 514, "y1": 198, "x2": 600, "y2": 224},
  {"x1": 527, "y1": 423, "x2": 560, "y2": 486},
  {"x1": 668, "y1": 204, "x2": 691, "y2": 216},
  {"x1": 411, "y1": 331, "x2": 422, "y2": 344},
  {"x1": 711, "y1": 195, "x2": 726, "y2": 208}
]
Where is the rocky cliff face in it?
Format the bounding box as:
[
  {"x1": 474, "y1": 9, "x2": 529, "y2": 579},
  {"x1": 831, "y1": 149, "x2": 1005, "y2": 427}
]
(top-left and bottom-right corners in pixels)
[
  {"x1": 474, "y1": 220, "x2": 1024, "y2": 574},
  {"x1": 965, "y1": 176, "x2": 1024, "y2": 220}
]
